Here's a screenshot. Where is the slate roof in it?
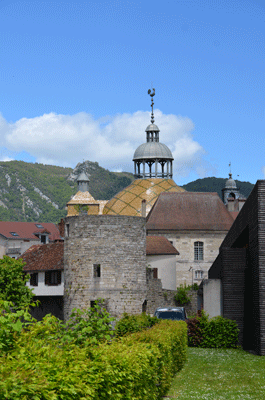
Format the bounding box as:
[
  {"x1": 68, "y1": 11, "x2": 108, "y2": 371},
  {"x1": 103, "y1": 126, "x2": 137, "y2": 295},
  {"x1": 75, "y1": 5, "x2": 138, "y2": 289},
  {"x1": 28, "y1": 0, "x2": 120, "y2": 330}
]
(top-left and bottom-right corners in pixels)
[
  {"x1": 146, "y1": 236, "x2": 179, "y2": 255},
  {"x1": 146, "y1": 192, "x2": 234, "y2": 231},
  {"x1": 0, "y1": 221, "x2": 61, "y2": 241},
  {"x1": 21, "y1": 242, "x2": 64, "y2": 272}
]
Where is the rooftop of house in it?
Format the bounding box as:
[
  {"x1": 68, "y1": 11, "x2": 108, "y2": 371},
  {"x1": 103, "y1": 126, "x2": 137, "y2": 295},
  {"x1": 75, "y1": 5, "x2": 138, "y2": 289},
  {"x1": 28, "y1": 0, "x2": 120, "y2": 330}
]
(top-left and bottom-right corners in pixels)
[
  {"x1": 146, "y1": 192, "x2": 235, "y2": 231},
  {"x1": 21, "y1": 242, "x2": 64, "y2": 272},
  {"x1": 146, "y1": 236, "x2": 179, "y2": 255},
  {"x1": 0, "y1": 221, "x2": 62, "y2": 241}
]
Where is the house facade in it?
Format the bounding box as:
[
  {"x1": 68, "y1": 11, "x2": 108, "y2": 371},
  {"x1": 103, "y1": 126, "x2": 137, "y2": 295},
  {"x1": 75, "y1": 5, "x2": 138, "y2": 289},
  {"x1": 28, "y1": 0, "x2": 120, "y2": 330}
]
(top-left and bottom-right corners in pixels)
[
  {"x1": 146, "y1": 192, "x2": 234, "y2": 287},
  {"x1": 0, "y1": 221, "x2": 61, "y2": 259},
  {"x1": 22, "y1": 242, "x2": 64, "y2": 320}
]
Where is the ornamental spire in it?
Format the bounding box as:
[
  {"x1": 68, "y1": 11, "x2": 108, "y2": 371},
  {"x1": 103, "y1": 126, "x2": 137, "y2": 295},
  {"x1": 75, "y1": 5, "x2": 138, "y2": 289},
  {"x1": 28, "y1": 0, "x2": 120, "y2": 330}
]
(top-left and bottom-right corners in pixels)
[{"x1": 147, "y1": 88, "x2": 155, "y2": 123}]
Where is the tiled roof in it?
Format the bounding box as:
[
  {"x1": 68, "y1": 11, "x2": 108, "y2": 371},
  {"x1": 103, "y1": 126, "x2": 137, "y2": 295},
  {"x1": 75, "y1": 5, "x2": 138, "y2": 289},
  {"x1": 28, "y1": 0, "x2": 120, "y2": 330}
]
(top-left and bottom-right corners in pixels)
[
  {"x1": 146, "y1": 192, "x2": 234, "y2": 231},
  {"x1": 21, "y1": 242, "x2": 64, "y2": 272},
  {"x1": 146, "y1": 236, "x2": 179, "y2": 255},
  {"x1": 103, "y1": 178, "x2": 185, "y2": 217},
  {"x1": 67, "y1": 191, "x2": 96, "y2": 204},
  {"x1": 0, "y1": 222, "x2": 61, "y2": 241}
]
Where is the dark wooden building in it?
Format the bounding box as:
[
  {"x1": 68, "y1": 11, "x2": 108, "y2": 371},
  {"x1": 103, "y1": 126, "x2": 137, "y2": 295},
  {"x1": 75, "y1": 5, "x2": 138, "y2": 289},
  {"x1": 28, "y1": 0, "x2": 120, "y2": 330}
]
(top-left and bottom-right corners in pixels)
[{"x1": 208, "y1": 180, "x2": 265, "y2": 355}]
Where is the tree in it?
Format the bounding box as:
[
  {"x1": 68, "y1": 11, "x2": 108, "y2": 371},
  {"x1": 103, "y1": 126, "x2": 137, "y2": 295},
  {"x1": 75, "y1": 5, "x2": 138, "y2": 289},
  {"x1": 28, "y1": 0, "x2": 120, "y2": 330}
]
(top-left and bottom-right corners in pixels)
[{"x1": 0, "y1": 256, "x2": 34, "y2": 308}]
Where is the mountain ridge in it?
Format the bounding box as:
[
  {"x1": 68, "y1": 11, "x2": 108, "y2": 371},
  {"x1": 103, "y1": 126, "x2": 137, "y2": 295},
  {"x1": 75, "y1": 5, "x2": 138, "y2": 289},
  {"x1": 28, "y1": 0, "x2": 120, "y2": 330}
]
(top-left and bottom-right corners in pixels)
[{"x1": 0, "y1": 160, "x2": 255, "y2": 223}]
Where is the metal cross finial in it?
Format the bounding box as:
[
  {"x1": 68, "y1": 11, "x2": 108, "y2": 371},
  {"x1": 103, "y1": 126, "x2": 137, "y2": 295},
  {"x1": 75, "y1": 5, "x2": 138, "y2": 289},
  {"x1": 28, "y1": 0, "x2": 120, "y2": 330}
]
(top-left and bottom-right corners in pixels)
[{"x1": 148, "y1": 88, "x2": 155, "y2": 123}]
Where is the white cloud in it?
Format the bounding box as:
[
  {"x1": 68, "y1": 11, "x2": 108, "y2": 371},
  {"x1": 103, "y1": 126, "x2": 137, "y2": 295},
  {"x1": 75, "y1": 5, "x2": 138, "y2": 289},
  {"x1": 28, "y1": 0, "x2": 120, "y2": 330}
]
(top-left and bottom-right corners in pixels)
[
  {"x1": 1, "y1": 110, "x2": 213, "y2": 179},
  {"x1": 0, "y1": 156, "x2": 14, "y2": 162}
]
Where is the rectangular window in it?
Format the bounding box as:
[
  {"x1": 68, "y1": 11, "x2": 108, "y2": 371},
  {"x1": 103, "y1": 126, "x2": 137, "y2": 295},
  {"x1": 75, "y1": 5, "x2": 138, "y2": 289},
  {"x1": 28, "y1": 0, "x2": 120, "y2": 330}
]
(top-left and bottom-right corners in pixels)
[
  {"x1": 65, "y1": 224, "x2": 70, "y2": 237},
  {"x1": 30, "y1": 272, "x2": 38, "y2": 286},
  {"x1": 93, "y1": 264, "x2": 101, "y2": 278},
  {"x1": 45, "y1": 270, "x2": 62, "y2": 286},
  {"x1": 194, "y1": 241, "x2": 204, "y2": 261},
  {"x1": 195, "y1": 270, "x2": 204, "y2": 280}
]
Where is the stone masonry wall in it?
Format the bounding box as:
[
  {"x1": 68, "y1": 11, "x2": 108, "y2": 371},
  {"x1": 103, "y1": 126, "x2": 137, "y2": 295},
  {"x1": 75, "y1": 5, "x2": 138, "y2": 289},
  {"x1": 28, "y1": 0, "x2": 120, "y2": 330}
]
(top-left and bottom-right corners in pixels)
[
  {"x1": 64, "y1": 215, "x2": 147, "y2": 319},
  {"x1": 146, "y1": 269, "x2": 198, "y2": 317}
]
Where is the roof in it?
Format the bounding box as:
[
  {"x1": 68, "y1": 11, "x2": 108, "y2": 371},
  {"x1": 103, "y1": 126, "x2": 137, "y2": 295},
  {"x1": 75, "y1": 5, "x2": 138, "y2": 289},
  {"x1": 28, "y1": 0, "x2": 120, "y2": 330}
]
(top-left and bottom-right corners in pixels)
[
  {"x1": 146, "y1": 192, "x2": 235, "y2": 231},
  {"x1": 21, "y1": 242, "x2": 64, "y2": 272},
  {"x1": 230, "y1": 211, "x2": 239, "y2": 220},
  {"x1": 103, "y1": 178, "x2": 185, "y2": 216},
  {"x1": 133, "y1": 142, "x2": 173, "y2": 160},
  {"x1": 0, "y1": 221, "x2": 61, "y2": 241},
  {"x1": 67, "y1": 190, "x2": 96, "y2": 204},
  {"x1": 146, "y1": 236, "x2": 179, "y2": 255},
  {"x1": 21, "y1": 236, "x2": 177, "y2": 272}
]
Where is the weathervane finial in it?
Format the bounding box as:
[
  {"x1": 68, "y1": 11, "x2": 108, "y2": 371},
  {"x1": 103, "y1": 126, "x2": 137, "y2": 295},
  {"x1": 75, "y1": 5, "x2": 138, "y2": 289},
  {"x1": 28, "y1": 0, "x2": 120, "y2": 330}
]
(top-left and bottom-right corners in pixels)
[{"x1": 148, "y1": 88, "x2": 155, "y2": 123}]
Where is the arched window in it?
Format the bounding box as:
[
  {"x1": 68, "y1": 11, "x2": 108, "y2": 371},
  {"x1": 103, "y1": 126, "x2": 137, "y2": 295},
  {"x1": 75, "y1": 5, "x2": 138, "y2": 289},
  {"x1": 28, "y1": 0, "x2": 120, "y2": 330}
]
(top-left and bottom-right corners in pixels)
[{"x1": 194, "y1": 241, "x2": 203, "y2": 261}]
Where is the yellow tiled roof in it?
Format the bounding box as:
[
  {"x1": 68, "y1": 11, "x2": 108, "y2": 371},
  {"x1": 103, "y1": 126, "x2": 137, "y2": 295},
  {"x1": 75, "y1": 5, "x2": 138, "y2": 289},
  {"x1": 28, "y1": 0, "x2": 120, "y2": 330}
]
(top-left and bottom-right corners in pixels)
[{"x1": 103, "y1": 178, "x2": 185, "y2": 216}]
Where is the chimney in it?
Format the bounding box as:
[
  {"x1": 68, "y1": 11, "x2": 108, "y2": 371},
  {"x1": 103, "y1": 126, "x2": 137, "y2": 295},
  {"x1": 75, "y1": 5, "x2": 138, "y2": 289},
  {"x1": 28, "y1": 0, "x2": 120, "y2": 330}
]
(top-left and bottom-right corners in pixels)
[{"x1": 141, "y1": 199, "x2": 146, "y2": 217}]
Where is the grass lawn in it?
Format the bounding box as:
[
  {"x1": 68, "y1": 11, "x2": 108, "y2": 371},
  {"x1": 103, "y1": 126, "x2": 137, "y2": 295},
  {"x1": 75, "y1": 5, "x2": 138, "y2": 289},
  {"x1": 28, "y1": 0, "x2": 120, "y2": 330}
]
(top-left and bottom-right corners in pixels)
[{"x1": 165, "y1": 347, "x2": 265, "y2": 400}]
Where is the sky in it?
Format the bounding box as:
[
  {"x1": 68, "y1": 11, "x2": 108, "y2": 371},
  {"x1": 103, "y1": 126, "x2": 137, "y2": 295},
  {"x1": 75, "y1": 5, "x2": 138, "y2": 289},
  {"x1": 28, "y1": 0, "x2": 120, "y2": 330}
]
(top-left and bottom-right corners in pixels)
[{"x1": 0, "y1": 0, "x2": 264, "y2": 185}]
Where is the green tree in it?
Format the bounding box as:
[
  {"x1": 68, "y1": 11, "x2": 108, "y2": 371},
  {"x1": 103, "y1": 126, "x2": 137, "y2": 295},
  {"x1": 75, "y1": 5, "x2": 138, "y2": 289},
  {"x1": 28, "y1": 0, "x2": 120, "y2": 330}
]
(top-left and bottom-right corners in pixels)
[{"x1": 0, "y1": 256, "x2": 34, "y2": 308}]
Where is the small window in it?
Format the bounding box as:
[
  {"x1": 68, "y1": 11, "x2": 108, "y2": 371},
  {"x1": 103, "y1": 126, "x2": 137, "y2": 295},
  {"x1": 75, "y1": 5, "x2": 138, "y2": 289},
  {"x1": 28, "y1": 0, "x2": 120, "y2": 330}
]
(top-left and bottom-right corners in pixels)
[
  {"x1": 41, "y1": 235, "x2": 47, "y2": 244},
  {"x1": 35, "y1": 224, "x2": 44, "y2": 229},
  {"x1": 30, "y1": 272, "x2": 38, "y2": 286},
  {"x1": 93, "y1": 264, "x2": 101, "y2": 278},
  {"x1": 45, "y1": 271, "x2": 62, "y2": 286},
  {"x1": 195, "y1": 270, "x2": 204, "y2": 280},
  {"x1": 65, "y1": 224, "x2": 70, "y2": 237},
  {"x1": 10, "y1": 232, "x2": 19, "y2": 236},
  {"x1": 90, "y1": 300, "x2": 96, "y2": 308},
  {"x1": 194, "y1": 241, "x2": 203, "y2": 261}
]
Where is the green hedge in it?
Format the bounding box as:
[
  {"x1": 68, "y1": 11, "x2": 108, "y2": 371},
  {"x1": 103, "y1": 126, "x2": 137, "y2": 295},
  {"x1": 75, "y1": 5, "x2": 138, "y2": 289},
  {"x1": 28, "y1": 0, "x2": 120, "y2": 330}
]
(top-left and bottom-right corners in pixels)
[
  {"x1": 0, "y1": 320, "x2": 187, "y2": 400},
  {"x1": 115, "y1": 312, "x2": 159, "y2": 337},
  {"x1": 187, "y1": 310, "x2": 239, "y2": 348}
]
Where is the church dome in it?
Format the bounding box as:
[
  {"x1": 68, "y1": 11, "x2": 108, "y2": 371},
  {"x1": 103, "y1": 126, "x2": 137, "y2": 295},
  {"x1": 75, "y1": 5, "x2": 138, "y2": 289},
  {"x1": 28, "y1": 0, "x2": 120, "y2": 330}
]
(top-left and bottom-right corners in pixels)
[
  {"x1": 145, "y1": 123, "x2": 160, "y2": 132},
  {"x1": 133, "y1": 142, "x2": 173, "y2": 161},
  {"x1": 225, "y1": 173, "x2": 237, "y2": 189},
  {"x1": 103, "y1": 178, "x2": 185, "y2": 216}
]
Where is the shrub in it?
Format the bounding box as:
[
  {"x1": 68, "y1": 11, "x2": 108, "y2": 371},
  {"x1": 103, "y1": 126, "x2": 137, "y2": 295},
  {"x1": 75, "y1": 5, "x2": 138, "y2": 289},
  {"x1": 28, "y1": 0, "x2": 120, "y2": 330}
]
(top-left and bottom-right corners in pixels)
[
  {"x1": 0, "y1": 257, "x2": 34, "y2": 308},
  {"x1": 0, "y1": 318, "x2": 187, "y2": 399},
  {"x1": 0, "y1": 300, "x2": 36, "y2": 354},
  {"x1": 63, "y1": 299, "x2": 115, "y2": 346},
  {"x1": 202, "y1": 315, "x2": 239, "y2": 348},
  {"x1": 115, "y1": 312, "x2": 159, "y2": 337},
  {"x1": 174, "y1": 283, "x2": 191, "y2": 305},
  {"x1": 187, "y1": 310, "x2": 239, "y2": 348}
]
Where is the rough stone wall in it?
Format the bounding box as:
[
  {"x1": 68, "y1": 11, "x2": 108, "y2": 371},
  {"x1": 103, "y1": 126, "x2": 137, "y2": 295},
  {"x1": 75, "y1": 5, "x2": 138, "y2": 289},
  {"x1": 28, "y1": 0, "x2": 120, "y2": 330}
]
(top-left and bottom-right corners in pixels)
[
  {"x1": 147, "y1": 230, "x2": 228, "y2": 287},
  {"x1": 64, "y1": 214, "x2": 147, "y2": 319},
  {"x1": 146, "y1": 269, "x2": 198, "y2": 317}
]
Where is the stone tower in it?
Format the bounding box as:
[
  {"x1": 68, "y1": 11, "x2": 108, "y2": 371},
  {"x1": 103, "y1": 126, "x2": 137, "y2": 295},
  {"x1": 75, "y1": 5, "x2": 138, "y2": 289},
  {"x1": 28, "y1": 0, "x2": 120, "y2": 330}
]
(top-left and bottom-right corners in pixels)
[{"x1": 64, "y1": 214, "x2": 147, "y2": 319}]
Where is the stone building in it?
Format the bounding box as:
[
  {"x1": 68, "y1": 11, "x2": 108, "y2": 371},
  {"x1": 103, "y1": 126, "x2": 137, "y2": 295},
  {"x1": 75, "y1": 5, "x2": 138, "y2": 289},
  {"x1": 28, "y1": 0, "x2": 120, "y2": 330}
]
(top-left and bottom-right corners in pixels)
[
  {"x1": 146, "y1": 192, "x2": 234, "y2": 286},
  {"x1": 64, "y1": 214, "x2": 147, "y2": 319}
]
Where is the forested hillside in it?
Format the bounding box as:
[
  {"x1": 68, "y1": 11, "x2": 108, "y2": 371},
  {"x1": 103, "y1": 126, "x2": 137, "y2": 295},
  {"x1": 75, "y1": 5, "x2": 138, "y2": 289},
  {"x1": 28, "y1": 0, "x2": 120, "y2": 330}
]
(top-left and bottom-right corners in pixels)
[
  {"x1": 0, "y1": 160, "x2": 255, "y2": 224},
  {"x1": 0, "y1": 160, "x2": 134, "y2": 223},
  {"x1": 182, "y1": 177, "x2": 254, "y2": 200}
]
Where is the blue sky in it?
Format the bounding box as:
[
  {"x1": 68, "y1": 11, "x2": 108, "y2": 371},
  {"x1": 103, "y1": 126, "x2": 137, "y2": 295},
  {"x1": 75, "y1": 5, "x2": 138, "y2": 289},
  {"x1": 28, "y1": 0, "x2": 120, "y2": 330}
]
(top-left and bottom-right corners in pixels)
[{"x1": 0, "y1": 0, "x2": 264, "y2": 185}]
